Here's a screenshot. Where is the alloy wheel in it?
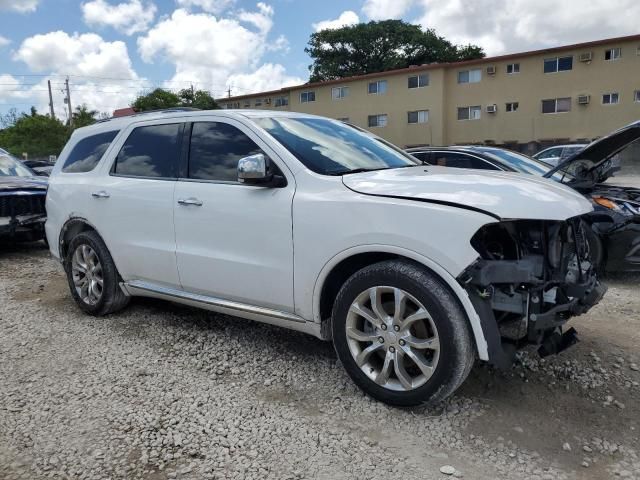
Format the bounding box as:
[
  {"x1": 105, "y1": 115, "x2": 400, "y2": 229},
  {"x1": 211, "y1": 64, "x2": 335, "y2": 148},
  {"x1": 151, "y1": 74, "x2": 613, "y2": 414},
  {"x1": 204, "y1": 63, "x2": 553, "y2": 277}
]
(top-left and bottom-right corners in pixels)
[
  {"x1": 345, "y1": 286, "x2": 440, "y2": 391},
  {"x1": 71, "y1": 244, "x2": 104, "y2": 305}
]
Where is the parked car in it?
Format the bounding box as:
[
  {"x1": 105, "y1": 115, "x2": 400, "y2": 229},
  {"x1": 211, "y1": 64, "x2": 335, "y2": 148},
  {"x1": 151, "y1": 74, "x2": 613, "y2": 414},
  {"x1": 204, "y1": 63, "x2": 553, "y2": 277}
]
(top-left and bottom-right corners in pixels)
[
  {"x1": 406, "y1": 123, "x2": 640, "y2": 272},
  {"x1": 46, "y1": 110, "x2": 605, "y2": 406},
  {"x1": 23, "y1": 159, "x2": 55, "y2": 176},
  {"x1": 533, "y1": 144, "x2": 588, "y2": 167},
  {"x1": 0, "y1": 154, "x2": 48, "y2": 242}
]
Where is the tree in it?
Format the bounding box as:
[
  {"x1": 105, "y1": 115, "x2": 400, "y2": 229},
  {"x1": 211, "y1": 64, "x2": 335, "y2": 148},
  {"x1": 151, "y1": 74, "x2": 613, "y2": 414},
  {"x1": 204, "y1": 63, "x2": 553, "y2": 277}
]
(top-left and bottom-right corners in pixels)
[
  {"x1": 131, "y1": 88, "x2": 219, "y2": 112},
  {"x1": 72, "y1": 104, "x2": 99, "y2": 128},
  {"x1": 177, "y1": 88, "x2": 219, "y2": 110},
  {"x1": 0, "y1": 110, "x2": 69, "y2": 158},
  {"x1": 305, "y1": 20, "x2": 485, "y2": 82},
  {"x1": 132, "y1": 88, "x2": 181, "y2": 111}
]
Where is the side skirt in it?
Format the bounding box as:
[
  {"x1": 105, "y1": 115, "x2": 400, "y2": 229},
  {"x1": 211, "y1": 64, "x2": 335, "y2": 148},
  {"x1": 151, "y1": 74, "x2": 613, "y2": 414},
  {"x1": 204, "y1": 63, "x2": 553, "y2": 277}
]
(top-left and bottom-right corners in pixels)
[{"x1": 122, "y1": 280, "x2": 323, "y2": 339}]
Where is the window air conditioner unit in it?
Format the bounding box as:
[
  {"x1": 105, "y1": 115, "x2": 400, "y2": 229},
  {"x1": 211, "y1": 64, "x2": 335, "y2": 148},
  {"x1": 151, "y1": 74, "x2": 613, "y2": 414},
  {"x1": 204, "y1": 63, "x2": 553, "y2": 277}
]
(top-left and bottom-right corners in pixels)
[
  {"x1": 577, "y1": 94, "x2": 590, "y2": 105},
  {"x1": 486, "y1": 104, "x2": 497, "y2": 113},
  {"x1": 486, "y1": 65, "x2": 496, "y2": 75},
  {"x1": 579, "y1": 52, "x2": 593, "y2": 62}
]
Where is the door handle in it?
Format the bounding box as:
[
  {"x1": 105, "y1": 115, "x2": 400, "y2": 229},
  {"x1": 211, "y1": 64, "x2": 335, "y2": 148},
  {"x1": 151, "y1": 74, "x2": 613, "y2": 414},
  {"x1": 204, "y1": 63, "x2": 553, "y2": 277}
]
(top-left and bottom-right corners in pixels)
[
  {"x1": 177, "y1": 197, "x2": 203, "y2": 207},
  {"x1": 91, "y1": 191, "x2": 110, "y2": 199}
]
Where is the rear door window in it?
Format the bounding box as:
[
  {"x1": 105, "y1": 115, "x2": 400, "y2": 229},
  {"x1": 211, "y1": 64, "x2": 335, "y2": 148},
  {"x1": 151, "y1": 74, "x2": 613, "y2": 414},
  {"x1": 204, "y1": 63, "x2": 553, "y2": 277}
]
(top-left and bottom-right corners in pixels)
[
  {"x1": 538, "y1": 147, "x2": 562, "y2": 160},
  {"x1": 409, "y1": 151, "x2": 430, "y2": 163},
  {"x1": 62, "y1": 130, "x2": 119, "y2": 173},
  {"x1": 113, "y1": 124, "x2": 182, "y2": 178},
  {"x1": 431, "y1": 152, "x2": 499, "y2": 170}
]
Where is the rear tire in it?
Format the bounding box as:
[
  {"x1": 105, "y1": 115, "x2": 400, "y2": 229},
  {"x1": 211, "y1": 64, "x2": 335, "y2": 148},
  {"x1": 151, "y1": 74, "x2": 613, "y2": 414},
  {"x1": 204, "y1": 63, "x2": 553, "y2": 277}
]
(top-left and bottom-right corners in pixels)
[
  {"x1": 64, "y1": 231, "x2": 130, "y2": 316},
  {"x1": 331, "y1": 260, "x2": 475, "y2": 407}
]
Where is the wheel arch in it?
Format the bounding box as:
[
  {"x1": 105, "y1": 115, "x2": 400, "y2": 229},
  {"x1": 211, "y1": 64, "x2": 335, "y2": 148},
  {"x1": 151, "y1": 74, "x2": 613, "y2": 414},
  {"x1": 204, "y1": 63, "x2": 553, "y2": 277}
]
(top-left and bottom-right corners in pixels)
[
  {"x1": 58, "y1": 217, "x2": 104, "y2": 262},
  {"x1": 312, "y1": 245, "x2": 489, "y2": 361}
]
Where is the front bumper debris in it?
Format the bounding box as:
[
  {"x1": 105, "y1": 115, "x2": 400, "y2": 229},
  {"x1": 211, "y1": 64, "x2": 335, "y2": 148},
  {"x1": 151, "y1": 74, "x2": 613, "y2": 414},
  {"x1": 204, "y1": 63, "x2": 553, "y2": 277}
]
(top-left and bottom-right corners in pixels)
[{"x1": 460, "y1": 217, "x2": 607, "y2": 368}]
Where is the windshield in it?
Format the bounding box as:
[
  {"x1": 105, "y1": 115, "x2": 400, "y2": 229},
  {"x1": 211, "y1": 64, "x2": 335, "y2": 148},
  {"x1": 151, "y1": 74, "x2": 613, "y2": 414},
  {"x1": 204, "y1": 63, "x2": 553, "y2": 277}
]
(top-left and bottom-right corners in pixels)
[
  {"x1": 254, "y1": 117, "x2": 419, "y2": 175},
  {"x1": 0, "y1": 154, "x2": 35, "y2": 177},
  {"x1": 473, "y1": 147, "x2": 570, "y2": 181}
]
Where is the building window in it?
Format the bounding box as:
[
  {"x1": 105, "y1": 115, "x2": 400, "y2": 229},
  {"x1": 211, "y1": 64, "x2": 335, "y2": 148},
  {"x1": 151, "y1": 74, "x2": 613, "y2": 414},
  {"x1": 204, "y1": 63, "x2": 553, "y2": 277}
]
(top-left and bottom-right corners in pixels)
[
  {"x1": 368, "y1": 80, "x2": 387, "y2": 94},
  {"x1": 635, "y1": 90, "x2": 640, "y2": 102},
  {"x1": 457, "y1": 106, "x2": 481, "y2": 120},
  {"x1": 602, "y1": 92, "x2": 620, "y2": 105},
  {"x1": 506, "y1": 63, "x2": 520, "y2": 74},
  {"x1": 300, "y1": 91, "x2": 316, "y2": 103},
  {"x1": 458, "y1": 69, "x2": 481, "y2": 84},
  {"x1": 505, "y1": 102, "x2": 519, "y2": 112},
  {"x1": 368, "y1": 114, "x2": 388, "y2": 127},
  {"x1": 331, "y1": 86, "x2": 349, "y2": 100},
  {"x1": 254, "y1": 99, "x2": 262, "y2": 107},
  {"x1": 407, "y1": 110, "x2": 429, "y2": 124},
  {"x1": 544, "y1": 56, "x2": 573, "y2": 73},
  {"x1": 605, "y1": 48, "x2": 621, "y2": 61},
  {"x1": 408, "y1": 74, "x2": 429, "y2": 88},
  {"x1": 243, "y1": 101, "x2": 250, "y2": 108},
  {"x1": 274, "y1": 96, "x2": 288, "y2": 107},
  {"x1": 541, "y1": 97, "x2": 572, "y2": 114}
]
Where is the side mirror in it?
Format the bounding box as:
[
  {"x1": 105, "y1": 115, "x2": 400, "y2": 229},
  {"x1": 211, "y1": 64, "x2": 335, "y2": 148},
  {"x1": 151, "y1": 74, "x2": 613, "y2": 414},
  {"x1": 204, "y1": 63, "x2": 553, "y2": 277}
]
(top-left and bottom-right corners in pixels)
[
  {"x1": 238, "y1": 153, "x2": 268, "y2": 183},
  {"x1": 237, "y1": 154, "x2": 286, "y2": 187}
]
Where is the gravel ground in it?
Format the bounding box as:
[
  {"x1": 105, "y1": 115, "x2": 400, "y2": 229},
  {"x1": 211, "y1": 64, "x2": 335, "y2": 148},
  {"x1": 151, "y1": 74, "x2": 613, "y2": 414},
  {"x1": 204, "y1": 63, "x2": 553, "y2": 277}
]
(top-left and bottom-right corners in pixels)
[{"x1": 1, "y1": 243, "x2": 639, "y2": 480}]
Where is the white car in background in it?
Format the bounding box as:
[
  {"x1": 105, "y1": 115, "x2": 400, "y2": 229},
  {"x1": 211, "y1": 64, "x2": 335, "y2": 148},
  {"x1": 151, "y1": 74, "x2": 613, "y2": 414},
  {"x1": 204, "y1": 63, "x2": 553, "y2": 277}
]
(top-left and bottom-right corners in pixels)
[
  {"x1": 45, "y1": 109, "x2": 605, "y2": 406},
  {"x1": 533, "y1": 144, "x2": 587, "y2": 167}
]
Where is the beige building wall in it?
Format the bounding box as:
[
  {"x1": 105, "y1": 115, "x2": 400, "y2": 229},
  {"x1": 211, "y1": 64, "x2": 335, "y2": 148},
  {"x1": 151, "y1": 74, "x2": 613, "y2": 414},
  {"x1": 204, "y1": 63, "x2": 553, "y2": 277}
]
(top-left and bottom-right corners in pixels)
[
  {"x1": 221, "y1": 35, "x2": 640, "y2": 149},
  {"x1": 444, "y1": 38, "x2": 640, "y2": 145}
]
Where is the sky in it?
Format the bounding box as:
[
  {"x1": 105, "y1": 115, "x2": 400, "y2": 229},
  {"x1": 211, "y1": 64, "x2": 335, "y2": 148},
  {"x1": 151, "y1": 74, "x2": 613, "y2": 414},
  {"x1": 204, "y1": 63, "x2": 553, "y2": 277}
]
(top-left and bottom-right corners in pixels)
[{"x1": 0, "y1": 0, "x2": 639, "y2": 121}]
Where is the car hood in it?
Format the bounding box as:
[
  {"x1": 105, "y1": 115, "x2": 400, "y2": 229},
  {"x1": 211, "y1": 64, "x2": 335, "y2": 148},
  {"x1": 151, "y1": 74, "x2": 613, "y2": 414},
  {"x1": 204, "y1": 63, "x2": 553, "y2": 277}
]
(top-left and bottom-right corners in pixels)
[
  {"x1": 0, "y1": 176, "x2": 48, "y2": 192},
  {"x1": 544, "y1": 121, "x2": 640, "y2": 183},
  {"x1": 342, "y1": 166, "x2": 592, "y2": 221}
]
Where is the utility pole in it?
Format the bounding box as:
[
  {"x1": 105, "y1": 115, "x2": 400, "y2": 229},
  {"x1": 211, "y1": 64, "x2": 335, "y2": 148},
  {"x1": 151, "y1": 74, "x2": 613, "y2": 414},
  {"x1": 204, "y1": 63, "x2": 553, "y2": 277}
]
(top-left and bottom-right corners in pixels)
[
  {"x1": 227, "y1": 86, "x2": 231, "y2": 98},
  {"x1": 47, "y1": 80, "x2": 55, "y2": 118},
  {"x1": 65, "y1": 77, "x2": 73, "y2": 128}
]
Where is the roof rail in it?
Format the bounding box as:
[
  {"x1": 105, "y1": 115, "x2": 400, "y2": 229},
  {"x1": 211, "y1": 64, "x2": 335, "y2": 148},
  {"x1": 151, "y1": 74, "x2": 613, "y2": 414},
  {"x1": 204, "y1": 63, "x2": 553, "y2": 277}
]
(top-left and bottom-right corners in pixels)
[{"x1": 96, "y1": 107, "x2": 202, "y2": 123}]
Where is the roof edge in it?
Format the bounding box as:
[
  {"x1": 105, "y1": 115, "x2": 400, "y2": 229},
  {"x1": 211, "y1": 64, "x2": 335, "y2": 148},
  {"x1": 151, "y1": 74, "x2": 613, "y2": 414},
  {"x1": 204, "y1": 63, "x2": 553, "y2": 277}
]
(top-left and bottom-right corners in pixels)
[{"x1": 219, "y1": 33, "x2": 640, "y2": 101}]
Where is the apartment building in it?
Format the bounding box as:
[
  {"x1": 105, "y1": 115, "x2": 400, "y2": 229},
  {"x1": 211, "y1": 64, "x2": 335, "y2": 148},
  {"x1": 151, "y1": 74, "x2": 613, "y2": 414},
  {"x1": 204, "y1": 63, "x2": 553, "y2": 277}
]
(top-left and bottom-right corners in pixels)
[{"x1": 221, "y1": 34, "x2": 640, "y2": 151}]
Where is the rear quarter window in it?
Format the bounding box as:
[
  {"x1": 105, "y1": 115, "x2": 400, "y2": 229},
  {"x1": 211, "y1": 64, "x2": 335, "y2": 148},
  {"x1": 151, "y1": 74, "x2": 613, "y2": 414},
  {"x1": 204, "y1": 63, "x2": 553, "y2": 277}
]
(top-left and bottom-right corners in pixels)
[{"x1": 62, "y1": 130, "x2": 119, "y2": 173}]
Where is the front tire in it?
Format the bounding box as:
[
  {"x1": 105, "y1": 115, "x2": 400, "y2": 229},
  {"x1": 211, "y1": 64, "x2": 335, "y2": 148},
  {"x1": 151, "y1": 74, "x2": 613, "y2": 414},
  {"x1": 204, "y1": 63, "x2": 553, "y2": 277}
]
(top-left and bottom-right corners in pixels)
[
  {"x1": 331, "y1": 260, "x2": 475, "y2": 407},
  {"x1": 64, "y1": 231, "x2": 130, "y2": 316}
]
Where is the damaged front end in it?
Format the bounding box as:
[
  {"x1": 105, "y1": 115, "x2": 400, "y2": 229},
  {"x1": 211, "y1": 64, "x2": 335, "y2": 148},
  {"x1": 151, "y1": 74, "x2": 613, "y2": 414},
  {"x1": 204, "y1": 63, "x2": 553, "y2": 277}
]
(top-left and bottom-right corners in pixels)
[{"x1": 459, "y1": 216, "x2": 607, "y2": 368}]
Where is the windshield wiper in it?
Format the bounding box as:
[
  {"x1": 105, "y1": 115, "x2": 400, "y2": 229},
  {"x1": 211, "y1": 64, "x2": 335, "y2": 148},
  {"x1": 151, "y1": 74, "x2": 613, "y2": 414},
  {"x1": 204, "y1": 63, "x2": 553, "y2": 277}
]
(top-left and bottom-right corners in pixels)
[
  {"x1": 327, "y1": 167, "x2": 391, "y2": 176},
  {"x1": 328, "y1": 165, "x2": 417, "y2": 176}
]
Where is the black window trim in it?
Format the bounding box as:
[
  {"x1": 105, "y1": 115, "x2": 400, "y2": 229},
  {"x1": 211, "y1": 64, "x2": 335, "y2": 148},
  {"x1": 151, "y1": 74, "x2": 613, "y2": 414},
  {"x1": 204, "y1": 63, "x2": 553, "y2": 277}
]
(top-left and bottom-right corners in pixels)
[
  {"x1": 178, "y1": 120, "x2": 289, "y2": 187},
  {"x1": 428, "y1": 150, "x2": 504, "y2": 170},
  {"x1": 109, "y1": 122, "x2": 185, "y2": 181}
]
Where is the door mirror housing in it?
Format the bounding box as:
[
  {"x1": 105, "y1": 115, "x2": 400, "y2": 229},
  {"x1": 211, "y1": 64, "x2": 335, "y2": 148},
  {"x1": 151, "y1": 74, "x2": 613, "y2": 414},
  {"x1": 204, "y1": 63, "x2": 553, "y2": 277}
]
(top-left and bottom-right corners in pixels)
[{"x1": 238, "y1": 153, "x2": 286, "y2": 187}]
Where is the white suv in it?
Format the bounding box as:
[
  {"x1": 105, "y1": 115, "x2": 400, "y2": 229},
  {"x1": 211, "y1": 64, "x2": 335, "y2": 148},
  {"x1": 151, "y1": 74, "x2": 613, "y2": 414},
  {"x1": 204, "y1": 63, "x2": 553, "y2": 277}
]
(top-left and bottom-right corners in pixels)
[{"x1": 46, "y1": 109, "x2": 605, "y2": 406}]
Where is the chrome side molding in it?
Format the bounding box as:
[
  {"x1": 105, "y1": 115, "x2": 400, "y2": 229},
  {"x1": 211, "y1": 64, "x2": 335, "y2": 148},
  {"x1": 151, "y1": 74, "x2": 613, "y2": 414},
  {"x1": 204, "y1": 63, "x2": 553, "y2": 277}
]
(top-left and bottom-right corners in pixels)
[{"x1": 123, "y1": 280, "x2": 322, "y2": 338}]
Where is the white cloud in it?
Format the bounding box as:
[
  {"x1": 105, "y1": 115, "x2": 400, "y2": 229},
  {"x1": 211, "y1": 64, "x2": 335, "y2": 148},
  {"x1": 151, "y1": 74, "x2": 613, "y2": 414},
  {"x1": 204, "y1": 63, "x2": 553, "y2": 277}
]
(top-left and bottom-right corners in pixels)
[
  {"x1": 362, "y1": 0, "x2": 414, "y2": 20},
  {"x1": 312, "y1": 10, "x2": 359, "y2": 32},
  {"x1": 175, "y1": 0, "x2": 234, "y2": 14},
  {"x1": 137, "y1": 5, "x2": 295, "y2": 97},
  {"x1": 0, "y1": 35, "x2": 10, "y2": 47},
  {"x1": 9, "y1": 31, "x2": 144, "y2": 116},
  {"x1": 414, "y1": 0, "x2": 640, "y2": 55},
  {"x1": 81, "y1": 0, "x2": 157, "y2": 35},
  {"x1": 237, "y1": 2, "x2": 273, "y2": 35},
  {"x1": 0, "y1": 0, "x2": 39, "y2": 12},
  {"x1": 227, "y1": 64, "x2": 302, "y2": 95}
]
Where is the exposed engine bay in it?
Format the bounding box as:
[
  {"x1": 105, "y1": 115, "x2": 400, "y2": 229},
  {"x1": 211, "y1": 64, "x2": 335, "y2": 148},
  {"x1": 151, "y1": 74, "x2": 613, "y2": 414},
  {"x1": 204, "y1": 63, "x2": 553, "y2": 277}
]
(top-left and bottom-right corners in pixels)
[{"x1": 458, "y1": 216, "x2": 607, "y2": 368}]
